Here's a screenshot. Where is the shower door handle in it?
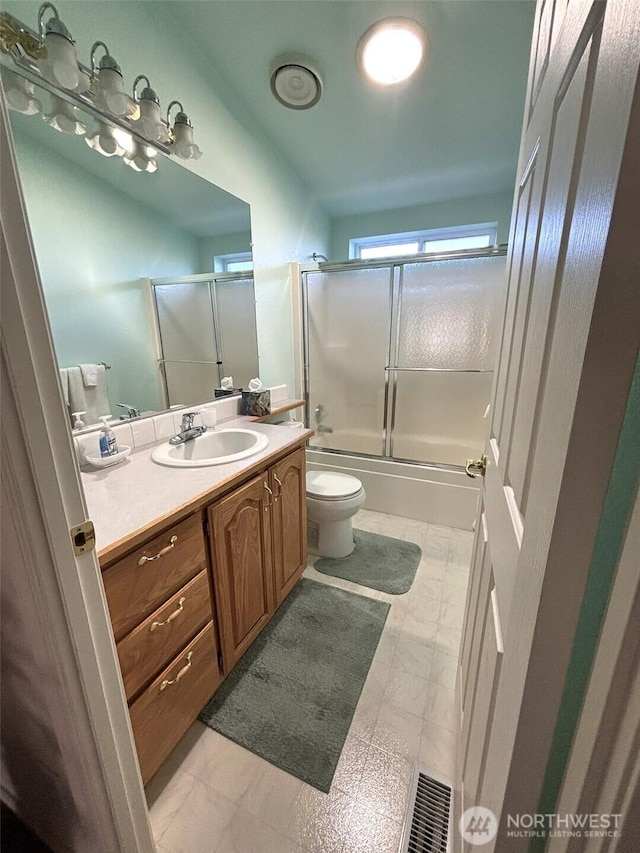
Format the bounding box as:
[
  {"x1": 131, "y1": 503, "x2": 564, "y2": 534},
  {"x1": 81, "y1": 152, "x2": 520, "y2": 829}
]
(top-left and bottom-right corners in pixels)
[{"x1": 465, "y1": 455, "x2": 487, "y2": 478}]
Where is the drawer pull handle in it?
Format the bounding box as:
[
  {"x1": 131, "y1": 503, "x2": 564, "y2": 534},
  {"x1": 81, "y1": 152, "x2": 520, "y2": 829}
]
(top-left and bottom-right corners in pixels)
[
  {"x1": 273, "y1": 475, "x2": 282, "y2": 502},
  {"x1": 150, "y1": 597, "x2": 186, "y2": 632},
  {"x1": 137, "y1": 535, "x2": 178, "y2": 566},
  {"x1": 160, "y1": 652, "x2": 193, "y2": 691}
]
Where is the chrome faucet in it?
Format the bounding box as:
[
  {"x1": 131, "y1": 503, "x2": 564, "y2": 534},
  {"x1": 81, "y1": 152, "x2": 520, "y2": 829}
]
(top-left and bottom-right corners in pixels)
[
  {"x1": 169, "y1": 412, "x2": 207, "y2": 444},
  {"x1": 117, "y1": 402, "x2": 140, "y2": 419}
]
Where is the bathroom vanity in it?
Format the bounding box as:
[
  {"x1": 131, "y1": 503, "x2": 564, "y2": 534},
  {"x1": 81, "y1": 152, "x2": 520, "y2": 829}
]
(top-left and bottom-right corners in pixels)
[{"x1": 83, "y1": 421, "x2": 312, "y2": 783}]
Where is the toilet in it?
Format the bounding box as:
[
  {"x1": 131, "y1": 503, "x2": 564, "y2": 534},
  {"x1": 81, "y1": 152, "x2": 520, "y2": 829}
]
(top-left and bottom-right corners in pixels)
[{"x1": 306, "y1": 470, "x2": 366, "y2": 559}]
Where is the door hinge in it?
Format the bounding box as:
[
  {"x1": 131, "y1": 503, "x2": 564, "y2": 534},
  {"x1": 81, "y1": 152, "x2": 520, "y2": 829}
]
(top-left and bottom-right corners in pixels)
[{"x1": 71, "y1": 520, "x2": 96, "y2": 556}]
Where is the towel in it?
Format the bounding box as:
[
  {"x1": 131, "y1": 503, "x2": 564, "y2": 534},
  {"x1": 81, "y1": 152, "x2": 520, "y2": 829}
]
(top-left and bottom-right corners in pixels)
[
  {"x1": 59, "y1": 368, "x2": 70, "y2": 406},
  {"x1": 68, "y1": 366, "x2": 111, "y2": 425},
  {"x1": 79, "y1": 363, "x2": 102, "y2": 387}
]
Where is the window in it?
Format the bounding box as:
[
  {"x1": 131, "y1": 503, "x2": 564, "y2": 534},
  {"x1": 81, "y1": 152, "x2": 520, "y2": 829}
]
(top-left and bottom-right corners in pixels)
[
  {"x1": 214, "y1": 252, "x2": 253, "y2": 273},
  {"x1": 349, "y1": 222, "x2": 498, "y2": 260}
]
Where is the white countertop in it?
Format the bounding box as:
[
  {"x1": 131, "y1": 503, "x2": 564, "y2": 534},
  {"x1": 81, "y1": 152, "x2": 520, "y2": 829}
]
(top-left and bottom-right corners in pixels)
[{"x1": 81, "y1": 417, "x2": 313, "y2": 561}]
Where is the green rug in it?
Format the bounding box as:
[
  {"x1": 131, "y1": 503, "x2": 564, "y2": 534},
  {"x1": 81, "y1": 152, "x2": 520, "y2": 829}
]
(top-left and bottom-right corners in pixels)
[
  {"x1": 199, "y1": 577, "x2": 389, "y2": 793},
  {"x1": 314, "y1": 528, "x2": 422, "y2": 595}
]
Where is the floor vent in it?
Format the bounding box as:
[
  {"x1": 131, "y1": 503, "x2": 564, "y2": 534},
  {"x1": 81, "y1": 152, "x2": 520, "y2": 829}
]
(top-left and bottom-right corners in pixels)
[{"x1": 400, "y1": 765, "x2": 452, "y2": 853}]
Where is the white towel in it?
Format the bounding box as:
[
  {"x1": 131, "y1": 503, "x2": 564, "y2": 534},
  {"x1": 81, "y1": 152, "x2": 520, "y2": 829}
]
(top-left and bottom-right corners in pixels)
[
  {"x1": 68, "y1": 366, "x2": 111, "y2": 425},
  {"x1": 59, "y1": 368, "x2": 70, "y2": 406},
  {"x1": 79, "y1": 363, "x2": 101, "y2": 387}
]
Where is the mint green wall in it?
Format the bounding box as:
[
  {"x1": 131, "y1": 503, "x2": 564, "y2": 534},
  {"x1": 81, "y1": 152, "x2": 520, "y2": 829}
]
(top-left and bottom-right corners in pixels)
[
  {"x1": 198, "y1": 232, "x2": 253, "y2": 273},
  {"x1": 329, "y1": 191, "x2": 513, "y2": 261},
  {"x1": 13, "y1": 128, "x2": 200, "y2": 417},
  {"x1": 2, "y1": 1, "x2": 331, "y2": 393}
]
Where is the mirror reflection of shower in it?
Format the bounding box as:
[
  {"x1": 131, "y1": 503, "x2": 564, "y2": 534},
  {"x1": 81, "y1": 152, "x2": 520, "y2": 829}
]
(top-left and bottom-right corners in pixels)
[{"x1": 314, "y1": 404, "x2": 333, "y2": 434}]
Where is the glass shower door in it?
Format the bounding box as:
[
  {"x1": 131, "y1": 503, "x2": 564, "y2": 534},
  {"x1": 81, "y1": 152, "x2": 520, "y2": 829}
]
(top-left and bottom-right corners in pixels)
[
  {"x1": 215, "y1": 277, "x2": 259, "y2": 389},
  {"x1": 305, "y1": 267, "x2": 391, "y2": 456},
  {"x1": 153, "y1": 280, "x2": 219, "y2": 406},
  {"x1": 390, "y1": 255, "x2": 504, "y2": 465}
]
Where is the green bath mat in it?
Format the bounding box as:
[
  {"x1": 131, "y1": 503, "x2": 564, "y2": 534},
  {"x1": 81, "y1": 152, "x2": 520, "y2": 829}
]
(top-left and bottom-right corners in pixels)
[
  {"x1": 199, "y1": 577, "x2": 389, "y2": 793},
  {"x1": 314, "y1": 529, "x2": 422, "y2": 595}
]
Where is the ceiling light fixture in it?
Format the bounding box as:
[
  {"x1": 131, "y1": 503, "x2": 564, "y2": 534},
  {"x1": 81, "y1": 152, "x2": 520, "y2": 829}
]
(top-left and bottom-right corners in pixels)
[
  {"x1": 0, "y1": 5, "x2": 203, "y2": 172},
  {"x1": 357, "y1": 17, "x2": 427, "y2": 87},
  {"x1": 270, "y1": 54, "x2": 322, "y2": 110}
]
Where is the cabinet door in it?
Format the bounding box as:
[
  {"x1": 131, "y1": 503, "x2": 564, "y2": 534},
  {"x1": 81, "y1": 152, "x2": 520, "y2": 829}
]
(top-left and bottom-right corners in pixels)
[
  {"x1": 271, "y1": 448, "x2": 307, "y2": 606},
  {"x1": 208, "y1": 473, "x2": 275, "y2": 670}
]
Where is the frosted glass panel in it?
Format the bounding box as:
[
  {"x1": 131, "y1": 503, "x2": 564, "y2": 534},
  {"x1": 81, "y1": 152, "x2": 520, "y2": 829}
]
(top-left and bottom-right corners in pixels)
[
  {"x1": 215, "y1": 278, "x2": 259, "y2": 388},
  {"x1": 155, "y1": 281, "x2": 215, "y2": 362},
  {"x1": 307, "y1": 268, "x2": 390, "y2": 455},
  {"x1": 163, "y1": 361, "x2": 219, "y2": 408},
  {"x1": 398, "y1": 256, "x2": 505, "y2": 370},
  {"x1": 392, "y1": 371, "x2": 493, "y2": 465}
]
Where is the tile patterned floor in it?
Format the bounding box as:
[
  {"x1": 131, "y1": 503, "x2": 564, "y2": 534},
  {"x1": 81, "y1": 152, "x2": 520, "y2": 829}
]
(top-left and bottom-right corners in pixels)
[{"x1": 148, "y1": 510, "x2": 473, "y2": 853}]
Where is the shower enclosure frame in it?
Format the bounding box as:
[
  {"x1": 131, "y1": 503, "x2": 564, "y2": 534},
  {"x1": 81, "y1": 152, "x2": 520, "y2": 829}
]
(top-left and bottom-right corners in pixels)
[
  {"x1": 149, "y1": 270, "x2": 257, "y2": 409},
  {"x1": 301, "y1": 244, "x2": 508, "y2": 472}
]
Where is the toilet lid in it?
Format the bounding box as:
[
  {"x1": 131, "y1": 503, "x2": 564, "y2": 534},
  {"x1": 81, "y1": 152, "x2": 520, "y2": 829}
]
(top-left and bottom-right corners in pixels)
[{"x1": 306, "y1": 470, "x2": 363, "y2": 500}]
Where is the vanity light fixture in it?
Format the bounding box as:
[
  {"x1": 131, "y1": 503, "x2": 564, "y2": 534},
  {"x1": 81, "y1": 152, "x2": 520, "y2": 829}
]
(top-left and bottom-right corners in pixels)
[
  {"x1": 123, "y1": 139, "x2": 158, "y2": 173},
  {"x1": 44, "y1": 93, "x2": 86, "y2": 135},
  {"x1": 4, "y1": 70, "x2": 41, "y2": 115},
  {"x1": 0, "y1": 4, "x2": 203, "y2": 171},
  {"x1": 356, "y1": 17, "x2": 427, "y2": 87},
  {"x1": 37, "y1": 2, "x2": 81, "y2": 91},
  {"x1": 85, "y1": 119, "x2": 125, "y2": 157},
  {"x1": 133, "y1": 75, "x2": 170, "y2": 143},
  {"x1": 90, "y1": 41, "x2": 131, "y2": 118},
  {"x1": 167, "y1": 101, "x2": 202, "y2": 160}
]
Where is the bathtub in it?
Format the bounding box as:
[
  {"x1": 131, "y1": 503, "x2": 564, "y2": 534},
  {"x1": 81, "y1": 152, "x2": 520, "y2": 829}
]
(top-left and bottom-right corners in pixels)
[{"x1": 306, "y1": 442, "x2": 481, "y2": 530}]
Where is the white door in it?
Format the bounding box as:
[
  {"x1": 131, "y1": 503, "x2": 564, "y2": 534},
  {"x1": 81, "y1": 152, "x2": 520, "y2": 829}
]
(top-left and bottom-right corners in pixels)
[
  {"x1": 1, "y1": 92, "x2": 154, "y2": 850},
  {"x1": 457, "y1": 0, "x2": 640, "y2": 849}
]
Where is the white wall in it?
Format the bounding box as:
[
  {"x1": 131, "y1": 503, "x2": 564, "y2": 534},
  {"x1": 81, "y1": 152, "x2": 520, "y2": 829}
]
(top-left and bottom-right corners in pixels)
[{"x1": 329, "y1": 190, "x2": 513, "y2": 261}]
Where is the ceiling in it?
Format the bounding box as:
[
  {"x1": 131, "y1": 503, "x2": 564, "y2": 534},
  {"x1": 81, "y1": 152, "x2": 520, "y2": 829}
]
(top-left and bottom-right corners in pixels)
[{"x1": 164, "y1": 0, "x2": 536, "y2": 218}]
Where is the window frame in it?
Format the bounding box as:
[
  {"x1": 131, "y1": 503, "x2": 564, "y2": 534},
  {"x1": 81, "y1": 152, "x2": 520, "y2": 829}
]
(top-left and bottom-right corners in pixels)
[
  {"x1": 213, "y1": 251, "x2": 254, "y2": 273},
  {"x1": 349, "y1": 222, "x2": 498, "y2": 260}
]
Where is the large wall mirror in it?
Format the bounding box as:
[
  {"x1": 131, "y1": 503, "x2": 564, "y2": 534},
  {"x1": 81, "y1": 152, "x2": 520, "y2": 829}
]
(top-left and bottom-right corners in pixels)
[{"x1": 4, "y1": 69, "x2": 259, "y2": 427}]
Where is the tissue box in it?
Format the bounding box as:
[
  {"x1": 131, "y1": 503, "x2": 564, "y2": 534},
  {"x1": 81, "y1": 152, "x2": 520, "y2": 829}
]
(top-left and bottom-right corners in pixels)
[
  {"x1": 241, "y1": 389, "x2": 271, "y2": 416},
  {"x1": 214, "y1": 387, "x2": 242, "y2": 398}
]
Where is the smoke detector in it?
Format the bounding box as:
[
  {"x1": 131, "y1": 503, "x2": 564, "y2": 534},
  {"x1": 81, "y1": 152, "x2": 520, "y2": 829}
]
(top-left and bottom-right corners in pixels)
[{"x1": 270, "y1": 54, "x2": 322, "y2": 110}]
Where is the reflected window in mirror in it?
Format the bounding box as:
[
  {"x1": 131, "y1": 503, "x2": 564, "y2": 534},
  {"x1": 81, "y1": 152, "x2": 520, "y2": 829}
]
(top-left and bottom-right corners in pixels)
[{"x1": 214, "y1": 251, "x2": 254, "y2": 273}]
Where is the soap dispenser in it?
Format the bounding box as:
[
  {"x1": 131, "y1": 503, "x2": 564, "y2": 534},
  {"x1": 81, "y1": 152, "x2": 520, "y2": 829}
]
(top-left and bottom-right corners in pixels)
[
  {"x1": 72, "y1": 411, "x2": 87, "y2": 431},
  {"x1": 99, "y1": 416, "x2": 118, "y2": 457}
]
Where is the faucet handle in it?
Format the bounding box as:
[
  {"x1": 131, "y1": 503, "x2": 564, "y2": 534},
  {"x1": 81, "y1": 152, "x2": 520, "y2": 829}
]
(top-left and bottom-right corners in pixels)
[{"x1": 181, "y1": 411, "x2": 197, "y2": 430}]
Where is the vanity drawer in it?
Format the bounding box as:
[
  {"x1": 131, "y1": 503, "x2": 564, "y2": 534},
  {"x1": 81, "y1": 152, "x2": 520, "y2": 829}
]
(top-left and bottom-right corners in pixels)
[
  {"x1": 103, "y1": 514, "x2": 206, "y2": 642},
  {"x1": 117, "y1": 570, "x2": 214, "y2": 701},
  {"x1": 129, "y1": 622, "x2": 221, "y2": 784}
]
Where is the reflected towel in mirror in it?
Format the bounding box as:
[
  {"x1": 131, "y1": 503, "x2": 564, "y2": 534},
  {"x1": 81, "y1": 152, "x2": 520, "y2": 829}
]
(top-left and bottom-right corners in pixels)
[{"x1": 67, "y1": 365, "x2": 111, "y2": 425}]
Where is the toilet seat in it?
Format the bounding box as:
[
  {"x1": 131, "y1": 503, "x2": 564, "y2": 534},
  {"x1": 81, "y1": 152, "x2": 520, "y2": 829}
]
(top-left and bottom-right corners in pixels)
[{"x1": 306, "y1": 471, "x2": 363, "y2": 501}]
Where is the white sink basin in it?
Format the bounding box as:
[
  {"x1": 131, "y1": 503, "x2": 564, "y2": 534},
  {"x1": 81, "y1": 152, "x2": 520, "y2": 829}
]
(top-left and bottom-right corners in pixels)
[{"x1": 151, "y1": 428, "x2": 269, "y2": 468}]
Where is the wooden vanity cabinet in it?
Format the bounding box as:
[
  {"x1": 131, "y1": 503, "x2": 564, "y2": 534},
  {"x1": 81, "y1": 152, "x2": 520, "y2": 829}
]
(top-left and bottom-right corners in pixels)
[
  {"x1": 99, "y1": 442, "x2": 307, "y2": 783},
  {"x1": 101, "y1": 512, "x2": 222, "y2": 784},
  {"x1": 208, "y1": 446, "x2": 307, "y2": 671},
  {"x1": 270, "y1": 447, "x2": 307, "y2": 606}
]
